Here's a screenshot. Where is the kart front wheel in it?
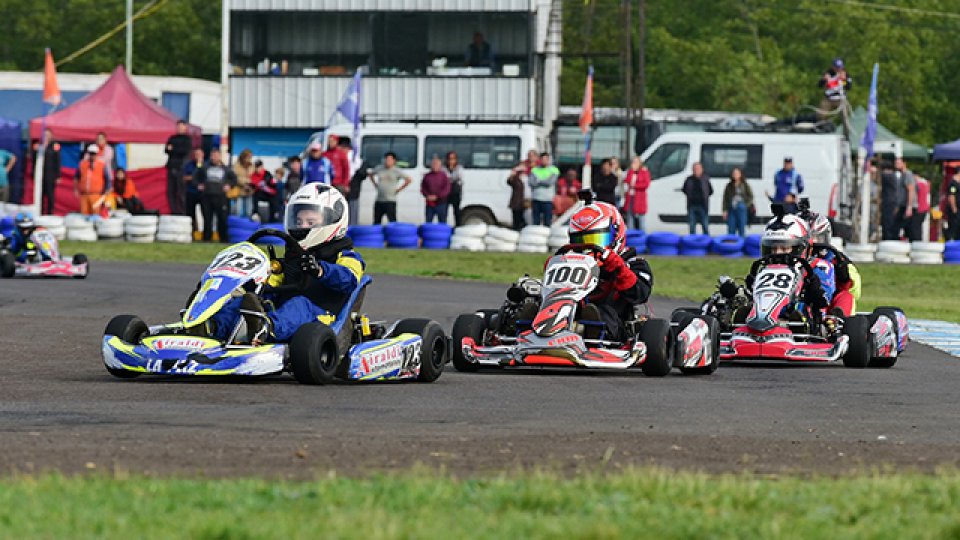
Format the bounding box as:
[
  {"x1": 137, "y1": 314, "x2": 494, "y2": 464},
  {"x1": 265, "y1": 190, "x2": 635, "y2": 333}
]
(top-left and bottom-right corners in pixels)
[
  {"x1": 639, "y1": 318, "x2": 673, "y2": 377},
  {"x1": 451, "y1": 314, "x2": 484, "y2": 372},
  {"x1": 290, "y1": 323, "x2": 340, "y2": 385},
  {"x1": 389, "y1": 318, "x2": 447, "y2": 382},
  {"x1": 104, "y1": 315, "x2": 148, "y2": 378},
  {"x1": 0, "y1": 252, "x2": 14, "y2": 278},
  {"x1": 842, "y1": 315, "x2": 872, "y2": 368},
  {"x1": 72, "y1": 253, "x2": 89, "y2": 279},
  {"x1": 679, "y1": 315, "x2": 721, "y2": 376},
  {"x1": 868, "y1": 307, "x2": 902, "y2": 368}
]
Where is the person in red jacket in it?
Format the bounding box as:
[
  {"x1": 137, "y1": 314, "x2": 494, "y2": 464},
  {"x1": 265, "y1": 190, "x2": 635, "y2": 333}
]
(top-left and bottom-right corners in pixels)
[
  {"x1": 251, "y1": 160, "x2": 281, "y2": 221},
  {"x1": 322, "y1": 134, "x2": 350, "y2": 197},
  {"x1": 621, "y1": 156, "x2": 650, "y2": 231}
]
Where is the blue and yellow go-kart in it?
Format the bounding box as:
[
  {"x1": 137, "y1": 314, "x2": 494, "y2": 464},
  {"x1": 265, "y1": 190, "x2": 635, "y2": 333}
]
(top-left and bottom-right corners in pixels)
[{"x1": 102, "y1": 229, "x2": 447, "y2": 384}]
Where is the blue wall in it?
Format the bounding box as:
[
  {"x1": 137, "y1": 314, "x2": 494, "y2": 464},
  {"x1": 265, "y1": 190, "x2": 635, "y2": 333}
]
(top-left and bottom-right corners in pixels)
[{"x1": 231, "y1": 128, "x2": 316, "y2": 160}]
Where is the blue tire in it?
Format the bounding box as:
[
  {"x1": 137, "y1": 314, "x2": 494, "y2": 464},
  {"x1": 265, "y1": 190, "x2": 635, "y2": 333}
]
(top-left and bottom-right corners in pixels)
[
  {"x1": 648, "y1": 245, "x2": 680, "y2": 256},
  {"x1": 647, "y1": 232, "x2": 681, "y2": 249},
  {"x1": 711, "y1": 234, "x2": 745, "y2": 256}
]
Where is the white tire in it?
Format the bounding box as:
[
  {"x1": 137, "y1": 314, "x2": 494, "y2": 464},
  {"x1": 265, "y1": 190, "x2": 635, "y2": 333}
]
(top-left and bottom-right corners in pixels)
[
  {"x1": 97, "y1": 227, "x2": 125, "y2": 239},
  {"x1": 519, "y1": 225, "x2": 551, "y2": 238},
  {"x1": 156, "y1": 232, "x2": 193, "y2": 243},
  {"x1": 454, "y1": 224, "x2": 487, "y2": 238},
  {"x1": 484, "y1": 240, "x2": 517, "y2": 252},
  {"x1": 876, "y1": 240, "x2": 911, "y2": 255},
  {"x1": 125, "y1": 223, "x2": 157, "y2": 236},
  {"x1": 35, "y1": 215, "x2": 64, "y2": 228},
  {"x1": 46, "y1": 226, "x2": 66, "y2": 240},
  {"x1": 64, "y1": 214, "x2": 92, "y2": 229},
  {"x1": 159, "y1": 215, "x2": 192, "y2": 226},
  {"x1": 66, "y1": 228, "x2": 98, "y2": 242},
  {"x1": 910, "y1": 253, "x2": 942, "y2": 265},
  {"x1": 488, "y1": 227, "x2": 521, "y2": 243},
  {"x1": 158, "y1": 223, "x2": 193, "y2": 235},
  {"x1": 517, "y1": 243, "x2": 548, "y2": 253},
  {"x1": 450, "y1": 237, "x2": 485, "y2": 251},
  {"x1": 910, "y1": 241, "x2": 944, "y2": 254},
  {"x1": 127, "y1": 215, "x2": 159, "y2": 227},
  {"x1": 875, "y1": 253, "x2": 911, "y2": 264},
  {"x1": 125, "y1": 234, "x2": 156, "y2": 244}
]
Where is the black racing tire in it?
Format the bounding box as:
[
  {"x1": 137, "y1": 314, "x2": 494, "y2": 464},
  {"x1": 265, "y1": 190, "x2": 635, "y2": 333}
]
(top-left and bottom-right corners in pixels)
[
  {"x1": 868, "y1": 307, "x2": 902, "y2": 368},
  {"x1": 290, "y1": 323, "x2": 340, "y2": 385},
  {"x1": 477, "y1": 309, "x2": 500, "y2": 331},
  {"x1": 639, "y1": 318, "x2": 673, "y2": 377},
  {"x1": 72, "y1": 253, "x2": 89, "y2": 279},
  {"x1": 842, "y1": 315, "x2": 872, "y2": 368},
  {"x1": 389, "y1": 318, "x2": 447, "y2": 382},
  {"x1": 679, "y1": 315, "x2": 721, "y2": 376},
  {"x1": 104, "y1": 315, "x2": 148, "y2": 378},
  {"x1": 670, "y1": 310, "x2": 697, "y2": 331},
  {"x1": 0, "y1": 252, "x2": 14, "y2": 278},
  {"x1": 451, "y1": 313, "x2": 484, "y2": 372}
]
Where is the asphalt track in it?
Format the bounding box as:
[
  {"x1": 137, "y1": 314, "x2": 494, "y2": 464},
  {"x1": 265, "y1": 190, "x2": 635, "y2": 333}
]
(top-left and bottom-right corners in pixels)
[{"x1": 1, "y1": 261, "x2": 959, "y2": 478}]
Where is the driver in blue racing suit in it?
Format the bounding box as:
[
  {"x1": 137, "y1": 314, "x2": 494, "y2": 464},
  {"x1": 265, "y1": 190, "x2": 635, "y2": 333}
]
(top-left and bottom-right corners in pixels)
[
  {"x1": 208, "y1": 183, "x2": 364, "y2": 343},
  {"x1": 8, "y1": 213, "x2": 41, "y2": 262}
]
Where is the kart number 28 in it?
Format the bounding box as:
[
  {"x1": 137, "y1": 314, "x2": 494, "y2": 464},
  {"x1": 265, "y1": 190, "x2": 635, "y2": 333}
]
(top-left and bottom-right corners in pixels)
[
  {"x1": 756, "y1": 272, "x2": 794, "y2": 290},
  {"x1": 544, "y1": 264, "x2": 590, "y2": 288}
]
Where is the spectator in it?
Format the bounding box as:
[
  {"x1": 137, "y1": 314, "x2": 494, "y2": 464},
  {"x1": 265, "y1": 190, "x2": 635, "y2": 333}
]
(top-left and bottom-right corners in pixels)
[
  {"x1": 507, "y1": 167, "x2": 527, "y2": 231},
  {"x1": 943, "y1": 170, "x2": 960, "y2": 241},
  {"x1": 36, "y1": 129, "x2": 60, "y2": 215},
  {"x1": 323, "y1": 134, "x2": 349, "y2": 196},
  {"x1": 609, "y1": 156, "x2": 624, "y2": 206},
  {"x1": 110, "y1": 168, "x2": 154, "y2": 215},
  {"x1": 95, "y1": 132, "x2": 116, "y2": 177},
  {"x1": 421, "y1": 156, "x2": 451, "y2": 223},
  {"x1": 682, "y1": 162, "x2": 712, "y2": 234},
  {"x1": 912, "y1": 175, "x2": 930, "y2": 242},
  {"x1": 74, "y1": 144, "x2": 110, "y2": 216},
  {"x1": 554, "y1": 168, "x2": 581, "y2": 216},
  {"x1": 284, "y1": 156, "x2": 303, "y2": 200},
  {"x1": 722, "y1": 167, "x2": 754, "y2": 237},
  {"x1": 893, "y1": 158, "x2": 917, "y2": 240},
  {"x1": 529, "y1": 152, "x2": 559, "y2": 226},
  {"x1": 622, "y1": 156, "x2": 650, "y2": 231},
  {"x1": 367, "y1": 152, "x2": 412, "y2": 224},
  {"x1": 231, "y1": 149, "x2": 254, "y2": 217},
  {"x1": 466, "y1": 31, "x2": 495, "y2": 69},
  {"x1": 194, "y1": 147, "x2": 237, "y2": 242},
  {"x1": 445, "y1": 151, "x2": 465, "y2": 225},
  {"x1": 251, "y1": 160, "x2": 281, "y2": 222},
  {"x1": 182, "y1": 148, "x2": 205, "y2": 233},
  {"x1": 818, "y1": 57, "x2": 851, "y2": 119},
  {"x1": 303, "y1": 141, "x2": 334, "y2": 185},
  {"x1": 164, "y1": 120, "x2": 192, "y2": 215},
  {"x1": 593, "y1": 158, "x2": 619, "y2": 205},
  {"x1": 0, "y1": 145, "x2": 16, "y2": 204},
  {"x1": 771, "y1": 157, "x2": 803, "y2": 212},
  {"x1": 879, "y1": 161, "x2": 901, "y2": 240}
]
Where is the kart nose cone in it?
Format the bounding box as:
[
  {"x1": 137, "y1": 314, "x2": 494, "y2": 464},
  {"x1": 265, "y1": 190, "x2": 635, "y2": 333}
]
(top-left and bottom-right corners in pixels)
[{"x1": 747, "y1": 317, "x2": 775, "y2": 333}]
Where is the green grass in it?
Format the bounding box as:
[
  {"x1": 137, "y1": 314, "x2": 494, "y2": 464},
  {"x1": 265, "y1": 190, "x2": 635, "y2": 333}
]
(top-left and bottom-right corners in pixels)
[
  {"x1": 2, "y1": 470, "x2": 960, "y2": 539},
  {"x1": 60, "y1": 241, "x2": 960, "y2": 323}
]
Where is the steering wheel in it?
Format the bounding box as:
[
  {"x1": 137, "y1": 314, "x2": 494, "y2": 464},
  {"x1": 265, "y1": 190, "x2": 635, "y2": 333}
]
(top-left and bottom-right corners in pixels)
[
  {"x1": 246, "y1": 228, "x2": 310, "y2": 292},
  {"x1": 554, "y1": 243, "x2": 607, "y2": 259}
]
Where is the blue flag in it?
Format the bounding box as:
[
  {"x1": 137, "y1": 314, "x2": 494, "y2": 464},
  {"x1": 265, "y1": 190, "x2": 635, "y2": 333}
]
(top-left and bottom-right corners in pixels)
[
  {"x1": 336, "y1": 72, "x2": 362, "y2": 154},
  {"x1": 860, "y1": 63, "x2": 879, "y2": 170}
]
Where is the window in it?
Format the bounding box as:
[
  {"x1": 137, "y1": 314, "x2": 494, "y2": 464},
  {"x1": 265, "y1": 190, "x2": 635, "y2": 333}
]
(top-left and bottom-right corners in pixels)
[
  {"x1": 423, "y1": 136, "x2": 521, "y2": 169},
  {"x1": 161, "y1": 92, "x2": 190, "y2": 122},
  {"x1": 646, "y1": 143, "x2": 690, "y2": 179},
  {"x1": 701, "y1": 144, "x2": 762, "y2": 179},
  {"x1": 361, "y1": 136, "x2": 418, "y2": 169}
]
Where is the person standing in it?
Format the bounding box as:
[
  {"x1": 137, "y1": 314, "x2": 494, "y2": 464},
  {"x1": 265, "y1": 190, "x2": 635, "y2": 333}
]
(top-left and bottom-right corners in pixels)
[
  {"x1": 609, "y1": 156, "x2": 625, "y2": 206},
  {"x1": 322, "y1": 134, "x2": 349, "y2": 196},
  {"x1": 893, "y1": 158, "x2": 917, "y2": 240},
  {"x1": 554, "y1": 168, "x2": 581, "y2": 217},
  {"x1": 182, "y1": 148, "x2": 205, "y2": 233},
  {"x1": 507, "y1": 165, "x2": 527, "y2": 231},
  {"x1": 284, "y1": 156, "x2": 303, "y2": 200},
  {"x1": 193, "y1": 147, "x2": 237, "y2": 242},
  {"x1": 367, "y1": 152, "x2": 412, "y2": 224},
  {"x1": 622, "y1": 156, "x2": 650, "y2": 231},
  {"x1": 593, "y1": 159, "x2": 619, "y2": 206},
  {"x1": 465, "y1": 31, "x2": 495, "y2": 68},
  {"x1": 529, "y1": 152, "x2": 559, "y2": 226},
  {"x1": 251, "y1": 160, "x2": 280, "y2": 222},
  {"x1": 682, "y1": 162, "x2": 712, "y2": 234},
  {"x1": 231, "y1": 149, "x2": 254, "y2": 217},
  {"x1": 95, "y1": 132, "x2": 115, "y2": 178},
  {"x1": 421, "y1": 156, "x2": 451, "y2": 223},
  {"x1": 722, "y1": 167, "x2": 753, "y2": 237},
  {"x1": 445, "y1": 151, "x2": 464, "y2": 226},
  {"x1": 942, "y1": 170, "x2": 960, "y2": 241},
  {"x1": 303, "y1": 142, "x2": 334, "y2": 185},
  {"x1": 0, "y1": 146, "x2": 15, "y2": 204},
  {"x1": 771, "y1": 157, "x2": 804, "y2": 213},
  {"x1": 74, "y1": 144, "x2": 109, "y2": 216},
  {"x1": 37, "y1": 129, "x2": 61, "y2": 214},
  {"x1": 164, "y1": 120, "x2": 192, "y2": 215},
  {"x1": 911, "y1": 175, "x2": 930, "y2": 242},
  {"x1": 818, "y1": 57, "x2": 852, "y2": 120},
  {"x1": 879, "y1": 161, "x2": 901, "y2": 241}
]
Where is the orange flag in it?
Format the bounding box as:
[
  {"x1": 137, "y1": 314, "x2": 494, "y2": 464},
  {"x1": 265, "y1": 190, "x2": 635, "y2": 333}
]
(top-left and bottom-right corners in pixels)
[{"x1": 42, "y1": 48, "x2": 61, "y2": 106}]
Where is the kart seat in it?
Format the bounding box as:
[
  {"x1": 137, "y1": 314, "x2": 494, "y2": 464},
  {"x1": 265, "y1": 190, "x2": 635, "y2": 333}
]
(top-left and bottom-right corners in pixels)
[{"x1": 328, "y1": 275, "x2": 373, "y2": 334}]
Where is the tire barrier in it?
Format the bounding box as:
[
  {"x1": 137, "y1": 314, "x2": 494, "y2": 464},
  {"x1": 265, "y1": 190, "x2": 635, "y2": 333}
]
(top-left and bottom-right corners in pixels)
[
  {"x1": 348, "y1": 225, "x2": 385, "y2": 248},
  {"x1": 743, "y1": 234, "x2": 762, "y2": 258},
  {"x1": 846, "y1": 243, "x2": 877, "y2": 263},
  {"x1": 384, "y1": 222, "x2": 420, "y2": 249},
  {"x1": 909, "y1": 241, "x2": 944, "y2": 265},
  {"x1": 517, "y1": 225, "x2": 550, "y2": 253},
  {"x1": 710, "y1": 234, "x2": 745, "y2": 257},
  {"x1": 679, "y1": 234, "x2": 712, "y2": 257},
  {"x1": 156, "y1": 215, "x2": 193, "y2": 244},
  {"x1": 944, "y1": 241, "x2": 960, "y2": 264},
  {"x1": 646, "y1": 232, "x2": 680, "y2": 256},
  {"x1": 450, "y1": 224, "x2": 487, "y2": 252},
  {"x1": 625, "y1": 229, "x2": 647, "y2": 254},
  {"x1": 124, "y1": 214, "x2": 158, "y2": 244},
  {"x1": 419, "y1": 223, "x2": 453, "y2": 250}
]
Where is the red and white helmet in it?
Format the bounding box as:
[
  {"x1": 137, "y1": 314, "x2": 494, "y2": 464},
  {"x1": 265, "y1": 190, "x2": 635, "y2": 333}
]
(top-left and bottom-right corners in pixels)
[
  {"x1": 284, "y1": 183, "x2": 348, "y2": 249},
  {"x1": 761, "y1": 214, "x2": 811, "y2": 258},
  {"x1": 568, "y1": 202, "x2": 627, "y2": 253},
  {"x1": 808, "y1": 213, "x2": 833, "y2": 245}
]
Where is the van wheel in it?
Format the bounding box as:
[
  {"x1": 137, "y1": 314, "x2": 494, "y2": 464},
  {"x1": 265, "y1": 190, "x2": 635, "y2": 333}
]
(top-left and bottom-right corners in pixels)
[{"x1": 459, "y1": 206, "x2": 496, "y2": 226}]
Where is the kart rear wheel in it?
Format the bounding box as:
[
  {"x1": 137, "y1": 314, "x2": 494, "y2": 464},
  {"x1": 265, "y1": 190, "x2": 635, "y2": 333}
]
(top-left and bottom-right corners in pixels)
[
  {"x1": 451, "y1": 313, "x2": 484, "y2": 372},
  {"x1": 679, "y1": 315, "x2": 721, "y2": 376},
  {"x1": 0, "y1": 252, "x2": 14, "y2": 278},
  {"x1": 290, "y1": 323, "x2": 340, "y2": 385},
  {"x1": 868, "y1": 307, "x2": 902, "y2": 368},
  {"x1": 389, "y1": 318, "x2": 447, "y2": 382},
  {"x1": 104, "y1": 315, "x2": 148, "y2": 379},
  {"x1": 639, "y1": 318, "x2": 673, "y2": 377},
  {"x1": 72, "y1": 253, "x2": 89, "y2": 279},
  {"x1": 842, "y1": 315, "x2": 872, "y2": 368}
]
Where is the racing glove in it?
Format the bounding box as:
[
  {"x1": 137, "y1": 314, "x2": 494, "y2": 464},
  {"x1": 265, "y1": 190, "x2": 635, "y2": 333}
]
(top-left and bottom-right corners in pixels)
[
  {"x1": 299, "y1": 253, "x2": 324, "y2": 278},
  {"x1": 598, "y1": 249, "x2": 638, "y2": 291},
  {"x1": 803, "y1": 272, "x2": 828, "y2": 310}
]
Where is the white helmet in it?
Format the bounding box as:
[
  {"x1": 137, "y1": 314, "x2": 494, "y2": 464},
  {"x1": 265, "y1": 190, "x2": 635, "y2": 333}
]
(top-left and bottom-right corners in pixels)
[
  {"x1": 808, "y1": 214, "x2": 832, "y2": 245},
  {"x1": 761, "y1": 214, "x2": 810, "y2": 258},
  {"x1": 284, "y1": 183, "x2": 348, "y2": 250}
]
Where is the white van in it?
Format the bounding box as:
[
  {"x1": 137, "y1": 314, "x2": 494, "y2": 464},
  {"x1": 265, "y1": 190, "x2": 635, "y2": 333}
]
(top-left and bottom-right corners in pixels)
[
  {"x1": 321, "y1": 122, "x2": 549, "y2": 225},
  {"x1": 639, "y1": 131, "x2": 848, "y2": 234}
]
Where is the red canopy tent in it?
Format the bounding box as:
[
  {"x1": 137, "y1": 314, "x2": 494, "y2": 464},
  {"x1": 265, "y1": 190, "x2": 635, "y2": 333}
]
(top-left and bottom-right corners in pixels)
[{"x1": 25, "y1": 66, "x2": 201, "y2": 214}]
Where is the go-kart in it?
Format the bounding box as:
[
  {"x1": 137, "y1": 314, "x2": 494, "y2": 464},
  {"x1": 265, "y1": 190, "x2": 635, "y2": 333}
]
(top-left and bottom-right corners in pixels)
[
  {"x1": 674, "y1": 253, "x2": 907, "y2": 368},
  {"x1": 452, "y1": 244, "x2": 720, "y2": 376},
  {"x1": 0, "y1": 227, "x2": 88, "y2": 279},
  {"x1": 102, "y1": 229, "x2": 447, "y2": 384}
]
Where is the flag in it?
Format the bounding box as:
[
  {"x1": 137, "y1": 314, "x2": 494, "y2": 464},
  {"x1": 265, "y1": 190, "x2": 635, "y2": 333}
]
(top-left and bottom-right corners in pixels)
[
  {"x1": 579, "y1": 66, "x2": 594, "y2": 165},
  {"x1": 860, "y1": 63, "x2": 879, "y2": 171},
  {"x1": 336, "y1": 71, "x2": 362, "y2": 152},
  {"x1": 42, "y1": 48, "x2": 61, "y2": 107}
]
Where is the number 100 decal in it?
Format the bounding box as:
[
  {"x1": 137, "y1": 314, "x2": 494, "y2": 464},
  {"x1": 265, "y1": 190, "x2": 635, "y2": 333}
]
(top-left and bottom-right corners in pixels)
[{"x1": 544, "y1": 264, "x2": 590, "y2": 287}]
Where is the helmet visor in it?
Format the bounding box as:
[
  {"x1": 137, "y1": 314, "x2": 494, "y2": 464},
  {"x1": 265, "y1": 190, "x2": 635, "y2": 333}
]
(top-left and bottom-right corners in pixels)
[
  {"x1": 569, "y1": 227, "x2": 613, "y2": 248},
  {"x1": 285, "y1": 201, "x2": 345, "y2": 240},
  {"x1": 761, "y1": 237, "x2": 804, "y2": 257}
]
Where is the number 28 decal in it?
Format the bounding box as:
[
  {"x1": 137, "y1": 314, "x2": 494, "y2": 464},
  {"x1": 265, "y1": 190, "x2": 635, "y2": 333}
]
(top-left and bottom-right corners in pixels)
[{"x1": 756, "y1": 272, "x2": 794, "y2": 289}]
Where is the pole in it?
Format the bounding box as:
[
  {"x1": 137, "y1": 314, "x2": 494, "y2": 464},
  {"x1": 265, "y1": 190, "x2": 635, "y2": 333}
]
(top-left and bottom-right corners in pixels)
[
  {"x1": 125, "y1": 0, "x2": 133, "y2": 74},
  {"x1": 33, "y1": 126, "x2": 45, "y2": 216},
  {"x1": 636, "y1": 0, "x2": 646, "y2": 154},
  {"x1": 220, "y1": 0, "x2": 230, "y2": 156},
  {"x1": 622, "y1": 0, "x2": 632, "y2": 161}
]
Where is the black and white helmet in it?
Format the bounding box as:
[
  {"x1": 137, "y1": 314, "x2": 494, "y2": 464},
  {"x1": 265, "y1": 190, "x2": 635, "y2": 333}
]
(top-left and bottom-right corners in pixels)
[{"x1": 284, "y1": 183, "x2": 348, "y2": 250}]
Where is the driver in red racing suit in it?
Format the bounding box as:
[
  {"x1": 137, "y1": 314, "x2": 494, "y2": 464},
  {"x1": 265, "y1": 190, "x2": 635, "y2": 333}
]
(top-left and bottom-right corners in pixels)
[{"x1": 567, "y1": 202, "x2": 654, "y2": 341}]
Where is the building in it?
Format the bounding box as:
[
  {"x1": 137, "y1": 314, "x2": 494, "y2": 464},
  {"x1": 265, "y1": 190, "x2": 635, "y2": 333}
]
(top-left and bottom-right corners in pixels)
[{"x1": 225, "y1": 0, "x2": 562, "y2": 160}]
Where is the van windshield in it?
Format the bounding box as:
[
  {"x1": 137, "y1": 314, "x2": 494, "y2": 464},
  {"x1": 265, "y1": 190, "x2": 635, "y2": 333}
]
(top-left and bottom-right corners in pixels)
[{"x1": 646, "y1": 143, "x2": 690, "y2": 179}]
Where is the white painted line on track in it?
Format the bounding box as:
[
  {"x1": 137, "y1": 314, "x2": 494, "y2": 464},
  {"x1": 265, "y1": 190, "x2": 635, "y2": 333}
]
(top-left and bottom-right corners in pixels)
[{"x1": 910, "y1": 319, "x2": 960, "y2": 358}]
